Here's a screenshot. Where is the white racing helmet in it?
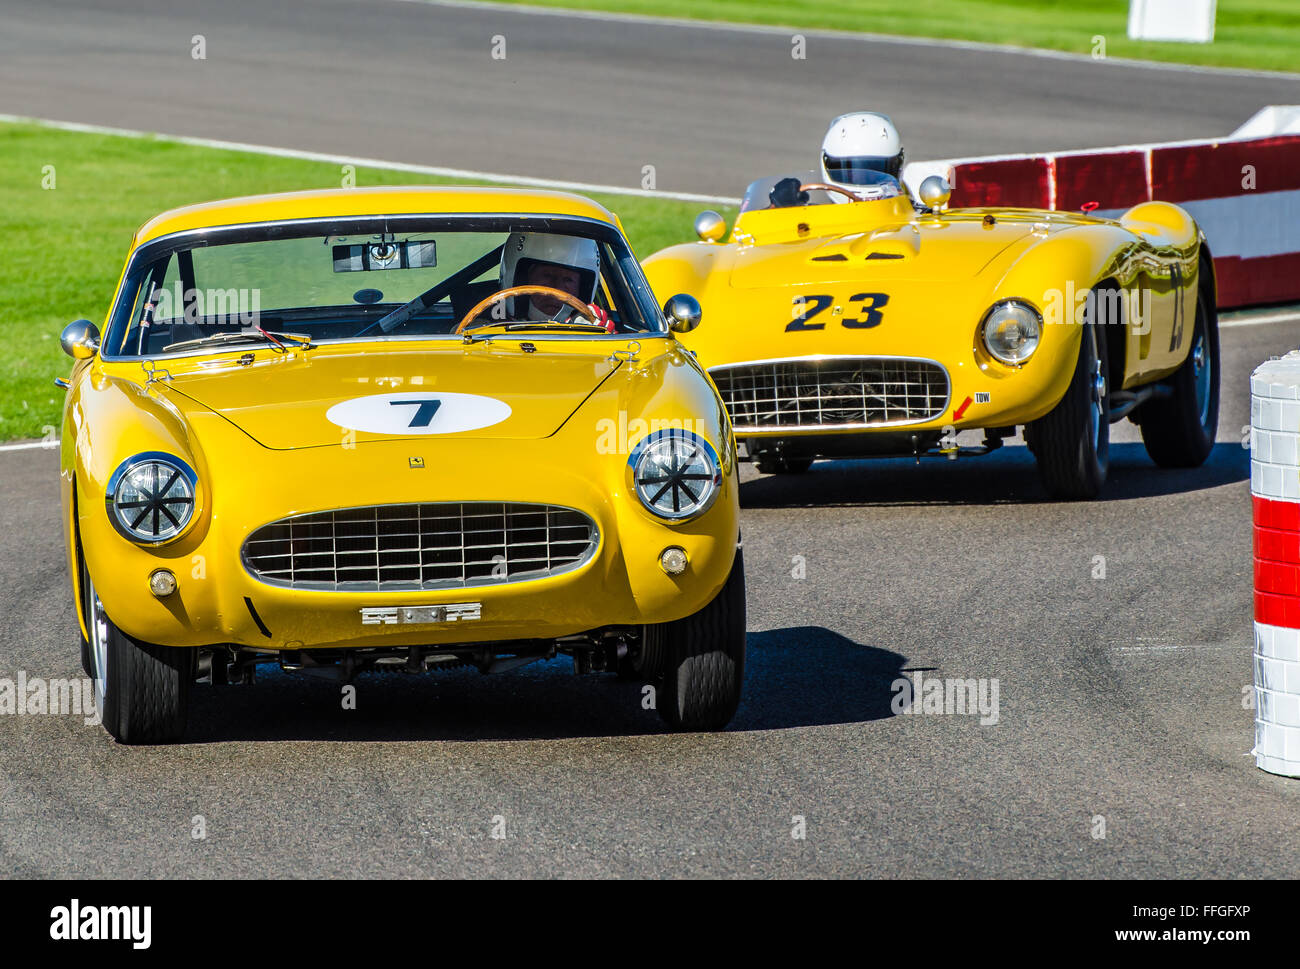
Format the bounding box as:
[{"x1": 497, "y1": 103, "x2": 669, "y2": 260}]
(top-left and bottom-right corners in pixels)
[
  {"x1": 499, "y1": 232, "x2": 600, "y2": 318},
  {"x1": 820, "y1": 112, "x2": 905, "y2": 203}
]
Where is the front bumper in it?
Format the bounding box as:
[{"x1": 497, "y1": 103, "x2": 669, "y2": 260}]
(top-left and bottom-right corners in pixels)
[
  {"x1": 78, "y1": 425, "x2": 739, "y2": 650},
  {"x1": 709, "y1": 336, "x2": 1082, "y2": 442}
]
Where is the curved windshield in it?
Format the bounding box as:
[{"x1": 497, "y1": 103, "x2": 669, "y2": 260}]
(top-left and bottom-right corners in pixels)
[
  {"x1": 102, "y1": 215, "x2": 664, "y2": 359},
  {"x1": 739, "y1": 171, "x2": 904, "y2": 213}
]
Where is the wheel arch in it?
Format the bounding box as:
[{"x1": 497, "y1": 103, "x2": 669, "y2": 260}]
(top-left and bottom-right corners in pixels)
[
  {"x1": 1043, "y1": 275, "x2": 1124, "y2": 404},
  {"x1": 68, "y1": 475, "x2": 91, "y2": 644},
  {"x1": 1093, "y1": 276, "x2": 1127, "y2": 394},
  {"x1": 1197, "y1": 239, "x2": 1219, "y2": 319}
]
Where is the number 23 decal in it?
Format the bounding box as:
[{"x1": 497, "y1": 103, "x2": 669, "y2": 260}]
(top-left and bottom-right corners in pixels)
[{"x1": 786, "y1": 293, "x2": 889, "y2": 331}]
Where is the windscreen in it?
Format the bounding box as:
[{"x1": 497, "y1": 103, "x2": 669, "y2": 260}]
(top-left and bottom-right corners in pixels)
[
  {"x1": 738, "y1": 171, "x2": 904, "y2": 213},
  {"x1": 103, "y1": 216, "x2": 664, "y2": 357}
]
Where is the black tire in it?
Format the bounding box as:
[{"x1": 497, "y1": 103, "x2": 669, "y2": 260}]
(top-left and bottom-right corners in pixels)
[
  {"x1": 654, "y1": 548, "x2": 746, "y2": 731},
  {"x1": 754, "y1": 455, "x2": 813, "y2": 475},
  {"x1": 1136, "y1": 279, "x2": 1219, "y2": 467},
  {"x1": 79, "y1": 629, "x2": 93, "y2": 679},
  {"x1": 77, "y1": 543, "x2": 94, "y2": 678},
  {"x1": 1028, "y1": 309, "x2": 1110, "y2": 499},
  {"x1": 75, "y1": 538, "x2": 93, "y2": 677},
  {"x1": 617, "y1": 627, "x2": 665, "y2": 681},
  {"x1": 82, "y1": 555, "x2": 193, "y2": 744}
]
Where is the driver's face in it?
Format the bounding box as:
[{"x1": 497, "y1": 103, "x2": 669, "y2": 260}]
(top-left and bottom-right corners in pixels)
[{"x1": 526, "y1": 262, "x2": 582, "y2": 316}]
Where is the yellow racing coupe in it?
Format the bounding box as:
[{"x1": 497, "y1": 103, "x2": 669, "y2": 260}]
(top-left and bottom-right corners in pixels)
[
  {"x1": 642, "y1": 173, "x2": 1219, "y2": 499},
  {"x1": 58, "y1": 187, "x2": 743, "y2": 743}
]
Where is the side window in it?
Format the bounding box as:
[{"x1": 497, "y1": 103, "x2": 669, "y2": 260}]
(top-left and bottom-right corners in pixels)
[
  {"x1": 117, "y1": 255, "x2": 178, "y2": 355},
  {"x1": 599, "y1": 240, "x2": 657, "y2": 332}
]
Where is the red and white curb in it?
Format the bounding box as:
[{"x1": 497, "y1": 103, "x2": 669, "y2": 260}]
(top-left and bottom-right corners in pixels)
[{"x1": 1251, "y1": 351, "x2": 1300, "y2": 777}]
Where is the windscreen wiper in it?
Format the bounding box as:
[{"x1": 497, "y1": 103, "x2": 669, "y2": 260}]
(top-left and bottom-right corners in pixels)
[
  {"x1": 502, "y1": 321, "x2": 610, "y2": 333},
  {"x1": 462, "y1": 321, "x2": 612, "y2": 344},
  {"x1": 162, "y1": 330, "x2": 315, "y2": 353}
]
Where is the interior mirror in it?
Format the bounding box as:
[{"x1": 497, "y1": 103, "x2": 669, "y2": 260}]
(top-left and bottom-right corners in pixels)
[
  {"x1": 694, "y1": 210, "x2": 727, "y2": 243},
  {"x1": 60, "y1": 319, "x2": 100, "y2": 360},
  {"x1": 332, "y1": 240, "x2": 437, "y2": 272},
  {"x1": 663, "y1": 294, "x2": 702, "y2": 334}
]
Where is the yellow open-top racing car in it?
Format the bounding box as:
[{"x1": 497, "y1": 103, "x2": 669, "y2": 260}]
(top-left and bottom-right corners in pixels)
[
  {"x1": 642, "y1": 172, "x2": 1220, "y2": 499},
  {"x1": 58, "y1": 187, "x2": 743, "y2": 743}
]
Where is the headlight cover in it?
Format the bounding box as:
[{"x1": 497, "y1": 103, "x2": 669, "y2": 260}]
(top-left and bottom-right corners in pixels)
[
  {"x1": 628, "y1": 430, "x2": 721, "y2": 521},
  {"x1": 105, "y1": 452, "x2": 198, "y2": 544},
  {"x1": 981, "y1": 300, "x2": 1042, "y2": 366}
]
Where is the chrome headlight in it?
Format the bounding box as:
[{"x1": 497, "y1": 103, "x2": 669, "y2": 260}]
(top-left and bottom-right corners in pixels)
[
  {"x1": 981, "y1": 300, "x2": 1042, "y2": 365},
  {"x1": 106, "y1": 453, "x2": 198, "y2": 544},
  {"x1": 628, "y1": 430, "x2": 721, "y2": 521}
]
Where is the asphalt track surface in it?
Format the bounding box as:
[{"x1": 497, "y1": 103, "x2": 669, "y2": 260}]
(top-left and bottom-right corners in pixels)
[
  {"x1": 4, "y1": 315, "x2": 1299, "y2": 878},
  {"x1": 0, "y1": 0, "x2": 1299, "y2": 878},
  {"x1": 1, "y1": 0, "x2": 1299, "y2": 196}
]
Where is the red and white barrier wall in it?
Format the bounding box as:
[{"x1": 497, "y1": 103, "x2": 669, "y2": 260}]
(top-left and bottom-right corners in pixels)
[
  {"x1": 1251, "y1": 352, "x2": 1300, "y2": 778},
  {"x1": 903, "y1": 106, "x2": 1300, "y2": 310}
]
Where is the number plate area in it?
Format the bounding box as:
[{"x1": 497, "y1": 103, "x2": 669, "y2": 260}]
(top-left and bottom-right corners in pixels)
[{"x1": 360, "y1": 603, "x2": 483, "y2": 626}]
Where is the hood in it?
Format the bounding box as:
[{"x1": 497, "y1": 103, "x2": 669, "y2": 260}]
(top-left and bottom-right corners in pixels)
[
  {"x1": 728, "y1": 211, "x2": 1068, "y2": 288},
  {"x1": 159, "y1": 342, "x2": 623, "y2": 450}
]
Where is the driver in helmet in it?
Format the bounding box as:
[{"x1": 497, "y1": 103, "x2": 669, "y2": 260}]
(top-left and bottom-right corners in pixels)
[
  {"x1": 497, "y1": 231, "x2": 614, "y2": 330},
  {"x1": 769, "y1": 111, "x2": 907, "y2": 208}
]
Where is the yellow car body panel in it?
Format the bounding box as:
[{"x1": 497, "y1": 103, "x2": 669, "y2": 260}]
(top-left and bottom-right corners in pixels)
[
  {"x1": 62, "y1": 187, "x2": 739, "y2": 654},
  {"x1": 643, "y1": 193, "x2": 1206, "y2": 440}
]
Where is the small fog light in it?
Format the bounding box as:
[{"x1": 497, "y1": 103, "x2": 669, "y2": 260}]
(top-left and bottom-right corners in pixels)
[
  {"x1": 659, "y1": 546, "x2": 689, "y2": 576},
  {"x1": 149, "y1": 569, "x2": 177, "y2": 598}
]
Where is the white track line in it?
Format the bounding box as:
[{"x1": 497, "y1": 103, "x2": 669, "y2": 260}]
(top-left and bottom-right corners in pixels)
[
  {"x1": 0, "y1": 115, "x2": 741, "y2": 207},
  {"x1": 1111, "y1": 643, "x2": 1238, "y2": 655},
  {"x1": 1220, "y1": 309, "x2": 1300, "y2": 329},
  {"x1": 409, "y1": 0, "x2": 1300, "y2": 80},
  {"x1": 0, "y1": 441, "x2": 57, "y2": 453}
]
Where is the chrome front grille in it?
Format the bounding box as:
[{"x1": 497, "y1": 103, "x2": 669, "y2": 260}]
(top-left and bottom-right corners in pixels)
[
  {"x1": 242, "y1": 502, "x2": 598, "y2": 592},
  {"x1": 711, "y1": 356, "x2": 950, "y2": 431}
]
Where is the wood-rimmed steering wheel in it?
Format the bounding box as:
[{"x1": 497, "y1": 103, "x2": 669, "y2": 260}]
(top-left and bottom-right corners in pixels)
[
  {"x1": 455, "y1": 285, "x2": 597, "y2": 334},
  {"x1": 799, "y1": 182, "x2": 865, "y2": 203}
]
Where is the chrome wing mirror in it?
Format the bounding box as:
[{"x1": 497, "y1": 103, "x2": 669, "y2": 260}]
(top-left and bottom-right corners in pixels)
[
  {"x1": 663, "y1": 294, "x2": 702, "y2": 334},
  {"x1": 60, "y1": 320, "x2": 100, "y2": 359}
]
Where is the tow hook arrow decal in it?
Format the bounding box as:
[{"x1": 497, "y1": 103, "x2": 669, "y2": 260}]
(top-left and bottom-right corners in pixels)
[{"x1": 953, "y1": 396, "x2": 973, "y2": 421}]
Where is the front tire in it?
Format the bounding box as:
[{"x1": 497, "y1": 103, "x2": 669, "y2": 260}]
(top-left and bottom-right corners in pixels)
[
  {"x1": 82, "y1": 556, "x2": 193, "y2": 744},
  {"x1": 79, "y1": 626, "x2": 93, "y2": 679},
  {"x1": 652, "y1": 548, "x2": 746, "y2": 731},
  {"x1": 1028, "y1": 311, "x2": 1110, "y2": 499},
  {"x1": 1136, "y1": 278, "x2": 1219, "y2": 467},
  {"x1": 75, "y1": 539, "x2": 93, "y2": 677}
]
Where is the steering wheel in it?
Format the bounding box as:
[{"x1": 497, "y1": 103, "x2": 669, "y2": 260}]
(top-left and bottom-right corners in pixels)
[
  {"x1": 455, "y1": 285, "x2": 598, "y2": 334},
  {"x1": 799, "y1": 182, "x2": 865, "y2": 203}
]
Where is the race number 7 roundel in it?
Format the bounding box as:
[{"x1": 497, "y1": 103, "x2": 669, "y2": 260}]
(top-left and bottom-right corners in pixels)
[{"x1": 325, "y1": 392, "x2": 512, "y2": 435}]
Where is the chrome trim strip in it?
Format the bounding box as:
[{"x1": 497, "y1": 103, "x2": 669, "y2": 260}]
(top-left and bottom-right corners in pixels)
[
  {"x1": 131, "y1": 213, "x2": 622, "y2": 259},
  {"x1": 731, "y1": 420, "x2": 943, "y2": 433}
]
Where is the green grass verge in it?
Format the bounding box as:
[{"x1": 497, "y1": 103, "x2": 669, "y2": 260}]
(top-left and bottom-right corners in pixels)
[
  {"x1": 479, "y1": 0, "x2": 1300, "y2": 72},
  {"x1": 0, "y1": 121, "x2": 730, "y2": 442}
]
